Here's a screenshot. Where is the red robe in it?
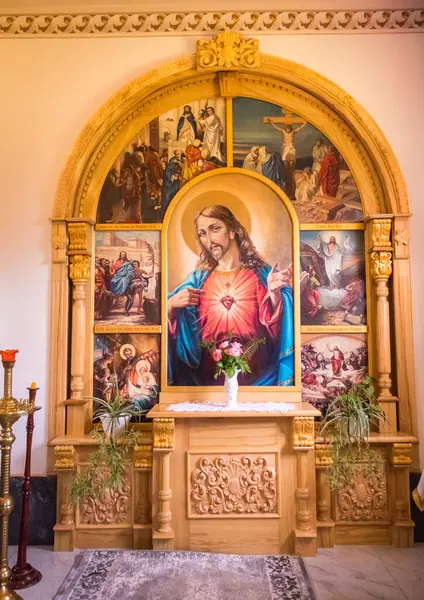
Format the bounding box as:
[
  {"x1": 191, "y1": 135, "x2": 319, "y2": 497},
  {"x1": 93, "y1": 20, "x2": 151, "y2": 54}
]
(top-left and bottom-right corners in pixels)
[{"x1": 319, "y1": 150, "x2": 340, "y2": 197}]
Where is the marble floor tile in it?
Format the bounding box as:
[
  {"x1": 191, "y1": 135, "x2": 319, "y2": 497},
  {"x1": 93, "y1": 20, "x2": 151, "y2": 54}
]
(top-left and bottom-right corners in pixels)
[
  {"x1": 372, "y1": 546, "x2": 424, "y2": 582},
  {"x1": 313, "y1": 578, "x2": 408, "y2": 600},
  {"x1": 396, "y1": 580, "x2": 424, "y2": 600}
]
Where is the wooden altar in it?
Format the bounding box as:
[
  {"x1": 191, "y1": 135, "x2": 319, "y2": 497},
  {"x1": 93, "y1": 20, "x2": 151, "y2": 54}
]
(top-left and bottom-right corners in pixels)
[
  {"x1": 147, "y1": 403, "x2": 320, "y2": 556},
  {"x1": 48, "y1": 32, "x2": 418, "y2": 555}
]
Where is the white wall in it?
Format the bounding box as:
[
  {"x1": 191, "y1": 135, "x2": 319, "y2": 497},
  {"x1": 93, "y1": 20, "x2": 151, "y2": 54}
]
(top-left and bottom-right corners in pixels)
[{"x1": 0, "y1": 33, "x2": 423, "y2": 474}]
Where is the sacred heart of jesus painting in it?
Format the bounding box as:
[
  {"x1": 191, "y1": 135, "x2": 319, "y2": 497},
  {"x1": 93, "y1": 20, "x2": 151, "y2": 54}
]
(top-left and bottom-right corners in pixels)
[{"x1": 166, "y1": 170, "x2": 295, "y2": 387}]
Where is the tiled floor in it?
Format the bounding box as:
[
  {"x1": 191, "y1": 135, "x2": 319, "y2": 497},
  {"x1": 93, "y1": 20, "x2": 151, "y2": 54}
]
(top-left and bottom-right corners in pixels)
[{"x1": 6, "y1": 544, "x2": 424, "y2": 600}]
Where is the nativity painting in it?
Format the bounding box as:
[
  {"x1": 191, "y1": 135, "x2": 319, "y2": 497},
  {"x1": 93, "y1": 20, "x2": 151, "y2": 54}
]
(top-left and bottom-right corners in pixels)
[
  {"x1": 166, "y1": 172, "x2": 294, "y2": 387},
  {"x1": 95, "y1": 231, "x2": 160, "y2": 326},
  {"x1": 233, "y1": 97, "x2": 363, "y2": 223},
  {"x1": 96, "y1": 98, "x2": 226, "y2": 224},
  {"x1": 93, "y1": 333, "x2": 160, "y2": 420},
  {"x1": 300, "y1": 229, "x2": 366, "y2": 326},
  {"x1": 301, "y1": 334, "x2": 368, "y2": 413}
]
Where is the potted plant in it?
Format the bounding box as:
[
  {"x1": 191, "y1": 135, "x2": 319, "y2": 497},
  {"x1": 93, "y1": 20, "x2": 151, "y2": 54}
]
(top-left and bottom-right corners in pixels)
[
  {"x1": 319, "y1": 377, "x2": 389, "y2": 491},
  {"x1": 70, "y1": 377, "x2": 149, "y2": 507}
]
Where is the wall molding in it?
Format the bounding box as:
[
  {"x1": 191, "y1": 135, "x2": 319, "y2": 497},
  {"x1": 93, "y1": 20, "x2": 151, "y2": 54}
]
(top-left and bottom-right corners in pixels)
[{"x1": 0, "y1": 9, "x2": 423, "y2": 37}]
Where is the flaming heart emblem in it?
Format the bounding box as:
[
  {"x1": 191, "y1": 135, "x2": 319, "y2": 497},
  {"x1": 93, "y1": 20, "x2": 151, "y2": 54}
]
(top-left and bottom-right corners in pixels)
[{"x1": 220, "y1": 294, "x2": 236, "y2": 311}]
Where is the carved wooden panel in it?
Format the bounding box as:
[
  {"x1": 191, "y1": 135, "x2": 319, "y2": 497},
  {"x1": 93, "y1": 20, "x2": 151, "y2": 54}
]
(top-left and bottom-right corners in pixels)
[
  {"x1": 78, "y1": 468, "x2": 132, "y2": 526},
  {"x1": 336, "y1": 464, "x2": 388, "y2": 522},
  {"x1": 188, "y1": 453, "x2": 279, "y2": 518}
]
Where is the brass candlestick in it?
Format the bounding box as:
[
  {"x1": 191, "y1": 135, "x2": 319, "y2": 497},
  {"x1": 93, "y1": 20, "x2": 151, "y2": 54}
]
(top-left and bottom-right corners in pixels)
[
  {"x1": 9, "y1": 383, "x2": 42, "y2": 590},
  {"x1": 0, "y1": 350, "x2": 26, "y2": 600}
]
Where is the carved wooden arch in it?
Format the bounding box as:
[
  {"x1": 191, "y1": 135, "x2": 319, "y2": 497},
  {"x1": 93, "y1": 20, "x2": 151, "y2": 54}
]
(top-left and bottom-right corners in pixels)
[
  {"x1": 49, "y1": 35, "x2": 417, "y2": 453},
  {"x1": 52, "y1": 51, "x2": 409, "y2": 220}
]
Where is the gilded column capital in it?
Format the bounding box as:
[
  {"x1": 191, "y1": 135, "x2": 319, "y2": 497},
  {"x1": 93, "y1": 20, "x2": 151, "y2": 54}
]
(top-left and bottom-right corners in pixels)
[
  {"x1": 391, "y1": 443, "x2": 413, "y2": 466},
  {"x1": 293, "y1": 417, "x2": 315, "y2": 450},
  {"x1": 370, "y1": 251, "x2": 392, "y2": 281},
  {"x1": 66, "y1": 220, "x2": 92, "y2": 253},
  {"x1": 134, "y1": 444, "x2": 153, "y2": 468},
  {"x1": 371, "y1": 218, "x2": 392, "y2": 248},
  {"x1": 197, "y1": 32, "x2": 260, "y2": 71},
  {"x1": 315, "y1": 443, "x2": 333, "y2": 466},
  {"x1": 54, "y1": 445, "x2": 76, "y2": 470},
  {"x1": 69, "y1": 254, "x2": 90, "y2": 281},
  {"x1": 153, "y1": 418, "x2": 175, "y2": 449}
]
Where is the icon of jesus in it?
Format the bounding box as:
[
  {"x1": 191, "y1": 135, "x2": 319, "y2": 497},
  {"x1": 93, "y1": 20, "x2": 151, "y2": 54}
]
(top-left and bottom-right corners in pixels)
[{"x1": 167, "y1": 205, "x2": 294, "y2": 386}]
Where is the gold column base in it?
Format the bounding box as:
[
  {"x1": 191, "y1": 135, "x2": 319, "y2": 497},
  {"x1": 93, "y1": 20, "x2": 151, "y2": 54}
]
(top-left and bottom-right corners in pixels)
[{"x1": 0, "y1": 584, "x2": 24, "y2": 600}]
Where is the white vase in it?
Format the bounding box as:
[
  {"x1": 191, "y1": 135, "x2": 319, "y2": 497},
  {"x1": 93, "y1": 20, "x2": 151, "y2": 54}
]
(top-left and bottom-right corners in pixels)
[
  {"x1": 101, "y1": 416, "x2": 129, "y2": 440},
  {"x1": 224, "y1": 370, "x2": 240, "y2": 409}
]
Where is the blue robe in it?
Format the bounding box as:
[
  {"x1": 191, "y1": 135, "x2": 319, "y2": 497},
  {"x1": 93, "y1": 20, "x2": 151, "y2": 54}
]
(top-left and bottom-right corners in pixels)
[
  {"x1": 161, "y1": 157, "x2": 183, "y2": 212},
  {"x1": 177, "y1": 113, "x2": 197, "y2": 141},
  {"x1": 262, "y1": 153, "x2": 285, "y2": 191},
  {"x1": 110, "y1": 261, "x2": 135, "y2": 296},
  {"x1": 168, "y1": 266, "x2": 294, "y2": 386}
]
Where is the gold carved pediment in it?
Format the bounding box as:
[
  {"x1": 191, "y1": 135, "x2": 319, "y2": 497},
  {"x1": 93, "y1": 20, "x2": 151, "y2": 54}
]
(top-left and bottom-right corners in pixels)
[{"x1": 197, "y1": 31, "x2": 260, "y2": 71}]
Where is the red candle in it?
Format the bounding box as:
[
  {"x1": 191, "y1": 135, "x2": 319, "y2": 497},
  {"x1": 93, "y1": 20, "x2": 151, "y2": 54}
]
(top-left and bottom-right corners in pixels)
[{"x1": 0, "y1": 349, "x2": 19, "y2": 362}]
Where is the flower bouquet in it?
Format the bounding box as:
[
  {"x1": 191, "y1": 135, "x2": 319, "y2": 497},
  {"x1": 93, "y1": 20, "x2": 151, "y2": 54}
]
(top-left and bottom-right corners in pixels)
[{"x1": 201, "y1": 336, "x2": 266, "y2": 408}]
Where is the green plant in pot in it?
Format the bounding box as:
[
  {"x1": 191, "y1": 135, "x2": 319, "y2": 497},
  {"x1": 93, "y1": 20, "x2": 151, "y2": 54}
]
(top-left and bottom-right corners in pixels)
[
  {"x1": 319, "y1": 377, "x2": 389, "y2": 491},
  {"x1": 70, "y1": 377, "x2": 149, "y2": 507}
]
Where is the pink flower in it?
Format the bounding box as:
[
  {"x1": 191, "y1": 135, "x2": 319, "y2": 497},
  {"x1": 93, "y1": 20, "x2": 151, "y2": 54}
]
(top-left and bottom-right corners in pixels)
[
  {"x1": 225, "y1": 347, "x2": 242, "y2": 357},
  {"x1": 212, "y1": 349, "x2": 222, "y2": 362},
  {"x1": 219, "y1": 340, "x2": 230, "y2": 349},
  {"x1": 231, "y1": 341, "x2": 243, "y2": 350}
]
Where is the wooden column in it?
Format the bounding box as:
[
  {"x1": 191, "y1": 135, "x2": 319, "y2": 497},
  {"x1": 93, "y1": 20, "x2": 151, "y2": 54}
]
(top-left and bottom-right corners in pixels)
[
  {"x1": 368, "y1": 217, "x2": 397, "y2": 432},
  {"x1": 315, "y1": 443, "x2": 335, "y2": 548},
  {"x1": 133, "y1": 443, "x2": 153, "y2": 549},
  {"x1": 65, "y1": 220, "x2": 93, "y2": 436},
  {"x1": 293, "y1": 417, "x2": 317, "y2": 557},
  {"x1": 391, "y1": 443, "x2": 414, "y2": 547},
  {"x1": 152, "y1": 418, "x2": 175, "y2": 550},
  {"x1": 53, "y1": 446, "x2": 76, "y2": 552},
  {"x1": 392, "y1": 215, "x2": 418, "y2": 442}
]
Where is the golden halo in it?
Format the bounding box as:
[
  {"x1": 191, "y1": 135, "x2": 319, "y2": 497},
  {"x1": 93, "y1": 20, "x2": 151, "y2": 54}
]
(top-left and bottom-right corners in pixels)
[
  {"x1": 180, "y1": 190, "x2": 252, "y2": 255},
  {"x1": 119, "y1": 343, "x2": 136, "y2": 359}
]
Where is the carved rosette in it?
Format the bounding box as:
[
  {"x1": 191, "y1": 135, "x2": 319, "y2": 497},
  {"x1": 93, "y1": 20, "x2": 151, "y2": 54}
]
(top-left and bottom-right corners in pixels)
[
  {"x1": 190, "y1": 456, "x2": 277, "y2": 516},
  {"x1": 80, "y1": 471, "x2": 131, "y2": 525},
  {"x1": 54, "y1": 445, "x2": 76, "y2": 470},
  {"x1": 153, "y1": 418, "x2": 174, "y2": 449},
  {"x1": 293, "y1": 417, "x2": 315, "y2": 449},
  {"x1": 392, "y1": 443, "x2": 412, "y2": 466},
  {"x1": 336, "y1": 466, "x2": 387, "y2": 522},
  {"x1": 197, "y1": 31, "x2": 259, "y2": 70}
]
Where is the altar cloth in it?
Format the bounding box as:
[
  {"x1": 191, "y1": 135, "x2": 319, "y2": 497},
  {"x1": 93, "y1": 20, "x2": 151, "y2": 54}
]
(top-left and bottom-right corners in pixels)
[{"x1": 166, "y1": 401, "x2": 296, "y2": 413}]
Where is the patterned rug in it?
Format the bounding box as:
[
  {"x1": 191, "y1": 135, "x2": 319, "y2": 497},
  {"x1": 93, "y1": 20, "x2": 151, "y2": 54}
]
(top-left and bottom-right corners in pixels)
[{"x1": 53, "y1": 550, "x2": 316, "y2": 600}]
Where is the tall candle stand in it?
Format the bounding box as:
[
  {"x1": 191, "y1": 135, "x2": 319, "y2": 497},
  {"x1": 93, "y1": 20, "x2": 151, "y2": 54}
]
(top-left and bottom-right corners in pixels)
[
  {"x1": 9, "y1": 383, "x2": 42, "y2": 590},
  {"x1": 0, "y1": 350, "x2": 26, "y2": 600}
]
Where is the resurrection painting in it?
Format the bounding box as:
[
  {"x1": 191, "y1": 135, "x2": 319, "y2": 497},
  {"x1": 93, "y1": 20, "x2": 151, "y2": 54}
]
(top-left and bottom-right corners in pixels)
[
  {"x1": 96, "y1": 98, "x2": 226, "y2": 224},
  {"x1": 301, "y1": 334, "x2": 367, "y2": 413},
  {"x1": 95, "y1": 231, "x2": 160, "y2": 326},
  {"x1": 166, "y1": 172, "x2": 294, "y2": 387},
  {"x1": 233, "y1": 97, "x2": 363, "y2": 223},
  {"x1": 93, "y1": 333, "x2": 160, "y2": 418},
  {"x1": 300, "y1": 230, "x2": 366, "y2": 325}
]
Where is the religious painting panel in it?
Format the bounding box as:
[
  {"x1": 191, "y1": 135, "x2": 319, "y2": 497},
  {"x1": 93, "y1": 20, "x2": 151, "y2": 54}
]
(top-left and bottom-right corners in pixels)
[
  {"x1": 93, "y1": 333, "x2": 160, "y2": 421},
  {"x1": 166, "y1": 171, "x2": 294, "y2": 387},
  {"x1": 300, "y1": 229, "x2": 366, "y2": 326},
  {"x1": 232, "y1": 97, "x2": 363, "y2": 223},
  {"x1": 301, "y1": 333, "x2": 367, "y2": 413},
  {"x1": 96, "y1": 98, "x2": 226, "y2": 224},
  {"x1": 94, "y1": 230, "x2": 160, "y2": 327}
]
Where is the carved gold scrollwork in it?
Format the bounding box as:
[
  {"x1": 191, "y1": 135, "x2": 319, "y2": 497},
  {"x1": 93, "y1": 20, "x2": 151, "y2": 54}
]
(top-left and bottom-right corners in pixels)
[
  {"x1": 197, "y1": 32, "x2": 260, "y2": 70},
  {"x1": 69, "y1": 254, "x2": 90, "y2": 281},
  {"x1": 153, "y1": 418, "x2": 174, "y2": 449},
  {"x1": 370, "y1": 251, "x2": 392, "y2": 280},
  {"x1": 80, "y1": 471, "x2": 131, "y2": 525},
  {"x1": 190, "y1": 455, "x2": 277, "y2": 516},
  {"x1": 293, "y1": 417, "x2": 315, "y2": 449},
  {"x1": 372, "y1": 218, "x2": 392, "y2": 247},
  {"x1": 134, "y1": 444, "x2": 153, "y2": 469},
  {"x1": 336, "y1": 465, "x2": 388, "y2": 522},
  {"x1": 67, "y1": 222, "x2": 89, "y2": 252},
  {"x1": 315, "y1": 443, "x2": 333, "y2": 466},
  {"x1": 54, "y1": 445, "x2": 76, "y2": 470},
  {"x1": 392, "y1": 443, "x2": 413, "y2": 466}
]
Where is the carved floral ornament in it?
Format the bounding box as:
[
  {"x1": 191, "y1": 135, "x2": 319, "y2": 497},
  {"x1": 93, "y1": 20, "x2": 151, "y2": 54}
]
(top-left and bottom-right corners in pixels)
[
  {"x1": 80, "y1": 471, "x2": 131, "y2": 525},
  {"x1": 190, "y1": 455, "x2": 277, "y2": 516},
  {"x1": 336, "y1": 465, "x2": 387, "y2": 522},
  {"x1": 0, "y1": 10, "x2": 422, "y2": 37},
  {"x1": 197, "y1": 31, "x2": 259, "y2": 70}
]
